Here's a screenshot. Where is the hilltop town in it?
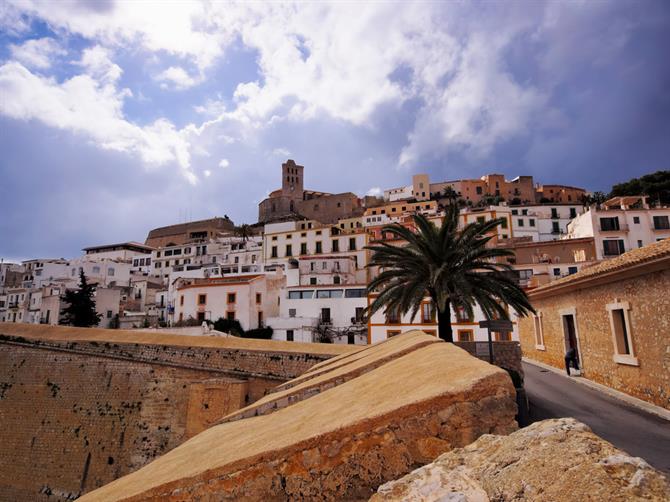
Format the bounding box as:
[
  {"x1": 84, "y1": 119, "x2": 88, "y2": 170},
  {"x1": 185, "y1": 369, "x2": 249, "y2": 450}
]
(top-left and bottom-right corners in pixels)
[
  {"x1": 1, "y1": 161, "x2": 669, "y2": 501},
  {"x1": 2, "y1": 160, "x2": 669, "y2": 347}
]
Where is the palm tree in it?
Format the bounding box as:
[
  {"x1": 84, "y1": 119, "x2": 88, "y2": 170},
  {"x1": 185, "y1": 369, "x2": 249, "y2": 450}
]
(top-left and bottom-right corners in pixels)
[
  {"x1": 442, "y1": 186, "x2": 460, "y2": 204},
  {"x1": 234, "y1": 224, "x2": 252, "y2": 242},
  {"x1": 365, "y1": 206, "x2": 534, "y2": 342}
]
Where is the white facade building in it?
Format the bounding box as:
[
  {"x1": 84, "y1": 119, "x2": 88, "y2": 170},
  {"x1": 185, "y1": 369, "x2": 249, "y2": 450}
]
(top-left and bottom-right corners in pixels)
[
  {"x1": 269, "y1": 284, "x2": 367, "y2": 345},
  {"x1": 367, "y1": 296, "x2": 520, "y2": 344},
  {"x1": 510, "y1": 204, "x2": 584, "y2": 242},
  {"x1": 565, "y1": 197, "x2": 670, "y2": 259},
  {"x1": 173, "y1": 272, "x2": 284, "y2": 330}
]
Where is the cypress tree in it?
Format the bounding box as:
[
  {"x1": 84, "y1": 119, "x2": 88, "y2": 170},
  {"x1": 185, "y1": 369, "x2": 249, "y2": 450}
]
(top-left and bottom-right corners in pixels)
[{"x1": 62, "y1": 270, "x2": 102, "y2": 327}]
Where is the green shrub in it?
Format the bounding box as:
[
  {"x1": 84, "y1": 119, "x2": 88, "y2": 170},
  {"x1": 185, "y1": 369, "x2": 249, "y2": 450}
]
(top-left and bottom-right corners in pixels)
[{"x1": 242, "y1": 327, "x2": 273, "y2": 339}]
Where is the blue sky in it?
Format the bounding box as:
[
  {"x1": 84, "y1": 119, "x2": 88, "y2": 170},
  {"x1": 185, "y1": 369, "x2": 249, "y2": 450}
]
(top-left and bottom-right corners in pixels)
[{"x1": 1, "y1": 0, "x2": 669, "y2": 261}]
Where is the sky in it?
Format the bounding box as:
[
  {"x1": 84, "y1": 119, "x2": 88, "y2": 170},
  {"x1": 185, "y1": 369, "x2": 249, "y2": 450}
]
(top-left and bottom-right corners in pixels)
[{"x1": 1, "y1": 0, "x2": 669, "y2": 261}]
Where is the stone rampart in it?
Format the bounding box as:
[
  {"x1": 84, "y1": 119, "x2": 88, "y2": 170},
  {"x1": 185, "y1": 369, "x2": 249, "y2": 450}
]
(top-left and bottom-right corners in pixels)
[{"x1": 80, "y1": 336, "x2": 518, "y2": 501}]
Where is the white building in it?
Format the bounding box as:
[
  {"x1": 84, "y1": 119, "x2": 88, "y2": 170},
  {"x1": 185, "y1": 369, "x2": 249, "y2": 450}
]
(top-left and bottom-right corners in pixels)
[
  {"x1": 269, "y1": 284, "x2": 367, "y2": 345},
  {"x1": 66, "y1": 257, "x2": 132, "y2": 288},
  {"x1": 565, "y1": 196, "x2": 670, "y2": 259},
  {"x1": 510, "y1": 204, "x2": 584, "y2": 241},
  {"x1": 263, "y1": 220, "x2": 368, "y2": 272},
  {"x1": 367, "y1": 296, "x2": 520, "y2": 344},
  {"x1": 21, "y1": 259, "x2": 70, "y2": 289},
  {"x1": 172, "y1": 272, "x2": 284, "y2": 329}
]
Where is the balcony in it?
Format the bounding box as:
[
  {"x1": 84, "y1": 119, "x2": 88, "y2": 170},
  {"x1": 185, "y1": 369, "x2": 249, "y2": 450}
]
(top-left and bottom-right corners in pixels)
[
  {"x1": 652, "y1": 224, "x2": 670, "y2": 231},
  {"x1": 598, "y1": 223, "x2": 629, "y2": 233}
]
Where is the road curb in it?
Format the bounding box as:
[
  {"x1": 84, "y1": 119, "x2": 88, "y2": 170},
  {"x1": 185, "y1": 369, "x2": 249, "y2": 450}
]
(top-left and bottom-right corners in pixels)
[{"x1": 522, "y1": 357, "x2": 670, "y2": 422}]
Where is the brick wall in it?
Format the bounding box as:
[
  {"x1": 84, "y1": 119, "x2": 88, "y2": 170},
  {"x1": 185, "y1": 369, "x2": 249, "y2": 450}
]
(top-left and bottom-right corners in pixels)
[
  {"x1": 519, "y1": 269, "x2": 670, "y2": 409},
  {"x1": 0, "y1": 336, "x2": 334, "y2": 501}
]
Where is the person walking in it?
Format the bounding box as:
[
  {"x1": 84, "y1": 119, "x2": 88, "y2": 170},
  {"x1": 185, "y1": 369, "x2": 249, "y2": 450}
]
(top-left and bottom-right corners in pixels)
[{"x1": 565, "y1": 346, "x2": 579, "y2": 376}]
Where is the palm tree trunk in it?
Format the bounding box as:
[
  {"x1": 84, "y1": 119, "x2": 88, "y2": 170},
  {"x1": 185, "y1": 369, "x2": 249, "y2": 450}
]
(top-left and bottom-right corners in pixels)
[{"x1": 437, "y1": 303, "x2": 454, "y2": 343}]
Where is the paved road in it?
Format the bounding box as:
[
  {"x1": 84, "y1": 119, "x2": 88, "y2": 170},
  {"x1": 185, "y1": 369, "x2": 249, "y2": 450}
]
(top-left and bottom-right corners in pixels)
[{"x1": 523, "y1": 361, "x2": 670, "y2": 474}]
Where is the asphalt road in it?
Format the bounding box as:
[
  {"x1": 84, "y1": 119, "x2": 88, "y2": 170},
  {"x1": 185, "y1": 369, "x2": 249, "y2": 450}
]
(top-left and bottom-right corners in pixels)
[{"x1": 523, "y1": 361, "x2": 670, "y2": 474}]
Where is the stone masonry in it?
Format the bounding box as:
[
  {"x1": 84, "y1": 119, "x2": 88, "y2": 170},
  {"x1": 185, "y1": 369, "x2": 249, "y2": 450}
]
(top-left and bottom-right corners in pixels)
[{"x1": 79, "y1": 335, "x2": 518, "y2": 501}]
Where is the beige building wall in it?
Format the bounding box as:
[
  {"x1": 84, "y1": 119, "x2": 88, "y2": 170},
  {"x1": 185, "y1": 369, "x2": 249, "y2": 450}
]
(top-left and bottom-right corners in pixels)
[{"x1": 519, "y1": 267, "x2": 670, "y2": 409}]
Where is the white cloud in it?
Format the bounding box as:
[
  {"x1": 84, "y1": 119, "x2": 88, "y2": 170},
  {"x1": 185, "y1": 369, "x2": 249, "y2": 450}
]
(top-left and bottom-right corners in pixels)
[
  {"x1": 366, "y1": 187, "x2": 382, "y2": 196},
  {"x1": 0, "y1": 60, "x2": 196, "y2": 183},
  {"x1": 10, "y1": 38, "x2": 66, "y2": 69},
  {"x1": 3, "y1": 2, "x2": 563, "y2": 173},
  {"x1": 218, "y1": 158, "x2": 230, "y2": 168},
  {"x1": 78, "y1": 45, "x2": 122, "y2": 83},
  {"x1": 156, "y1": 66, "x2": 200, "y2": 90},
  {"x1": 203, "y1": 169, "x2": 211, "y2": 177},
  {"x1": 272, "y1": 147, "x2": 290, "y2": 157}
]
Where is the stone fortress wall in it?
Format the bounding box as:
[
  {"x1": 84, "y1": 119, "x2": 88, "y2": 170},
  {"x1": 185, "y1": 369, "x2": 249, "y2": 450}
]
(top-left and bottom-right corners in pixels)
[{"x1": 0, "y1": 324, "x2": 352, "y2": 501}]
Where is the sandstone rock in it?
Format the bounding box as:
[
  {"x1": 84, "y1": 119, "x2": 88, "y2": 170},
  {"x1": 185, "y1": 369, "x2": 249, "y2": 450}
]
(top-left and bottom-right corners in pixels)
[{"x1": 371, "y1": 417, "x2": 670, "y2": 502}]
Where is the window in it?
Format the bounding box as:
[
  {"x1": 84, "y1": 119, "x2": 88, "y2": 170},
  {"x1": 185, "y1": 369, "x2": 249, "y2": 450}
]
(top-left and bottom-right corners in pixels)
[
  {"x1": 333, "y1": 276, "x2": 341, "y2": 284},
  {"x1": 533, "y1": 314, "x2": 544, "y2": 349},
  {"x1": 300, "y1": 243, "x2": 308, "y2": 255},
  {"x1": 173, "y1": 248, "x2": 182, "y2": 255},
  {"x1": 421, "y1": 303, "x2": 434, "y2": 323},
  {"x1": 345, "y1": 288, "x2": 366, "y2": 298},
  {"x1": 552, "y1": 221, "x2": 560, "y2": 234},
  {"x1": 517, "y1": 219, "x2": 524, "y2": 227},
  {"x1": 316, "y1": 230, "x2": 322, "y2": 235},
  {"x1": 476, "y1": 186, "x2": 483, "y2": 195},
  {"x1": 637, "y1": 240, "x2": 643, "y2": 248},
  {"x1": 551, "y1": 208, "x2": 558, "y2": 219},
  {"x1": 321, "y1": 308, "x2": 331, "y2": 323},
  {"x1": 600, "y1": 217, "x2": 620, "y2": 231},
  {"x1": 603, "y1": 240, "x2": 625, "y2": 256},
  {"x1": 477, "y1": 216, "x2": 485, "y2": 224},
  {"x1": 285, "y1": 244, "x2": 292, "y2": 257},
  {"x1": 286, "y1": 329, "x2": 294, "y2": 342},
  {"x1": 227, "y1": 293, "x2": 236, "y2": 304},
  {"x1": 332, "y1": 239, "x2": 339, "y2": 252},
  {"x1": 316, "y1": 289, "x2": 343, "y2": 299},
  {"x1": 457, "y1": 330, "x2": 473, "y2": 342},
  {"x1": 92, "y1": 266, "x2": 101, "y2": 274},
  {"x1": 522, "y1": 209, "x2": 528, "y2": 216},
  {"x1": 653, "y1": 215, "x2": 670, "y2": 230},
  {"x1": 386, "y1": 307, "x2": 400, "y2": 324},
  {"x1": 180, "y1": 295, "x2": 184, "y2": 306},
  {"x1": 227, "y1": 311, "x2": 235, "y2": 321},
  {"x1": 349, "y1": 237, "x2": 356, "y2": 251},
  {"x1": 500, "y1": 218, "x2": 508, "y2": 229},
  {"x1": 570, "y1": 208, "x2": 577, "y2": 218},
  {"x1": 198, "y1": 294, "x2": 206, "y2": 305},
  {"x1": 322, "y1": 261, "x2": 327, "y2": 270},
  {"x1": 315, "y1": 242, "x2": 322, "y2": 254},
  {"x1": 607, "y1": 302, "x2": 637, "y2": 365},
  {"x1": 529, "y1": 218, "x2": 535, "y2": 227},
  {"x1": 495, "y1": 331, "x2": 511, "y2": 341},
  {"x1": 256, "y1": 293, "x2": 262, "y2": 304},
  {"x1": 106, "y1": 310, "x2": 112, "y2": 319},
  {"x1": 271, "y1": 246, "x2": 278, "y2": 258},
  {"x1": 568, "y1": 266, "x2": 578, "y2": 275},
  {"x1": 107, "y1": 267, "x2": 115, "y2": 276},
  {"x1": 288, "y1": 290, "x2": 314, "y2": 299},
  {"x1": 455, "y1": 306, "x2": 471, "y2": 322},
  {"x1": 355, "y1": 307, "x2": 365, "y2": 323},
  {"x1": 310, "y1": 277, "x2": 317, "y2": 285},
  {"x1": 512, "y1": 209, "x2": 518, "y2": 215},
  {"x1": 272, "y1": 236, "x2": 278, "y2": 241},
  {"x1": 553, "y1": 268, "x2": 561, "y2": 276}
]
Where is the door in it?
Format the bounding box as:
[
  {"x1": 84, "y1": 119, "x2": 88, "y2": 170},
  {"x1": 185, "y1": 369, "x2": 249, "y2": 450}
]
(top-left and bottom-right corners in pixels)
[{"x1": 562, "y1": 314, "x2": 581, "y2": 366}]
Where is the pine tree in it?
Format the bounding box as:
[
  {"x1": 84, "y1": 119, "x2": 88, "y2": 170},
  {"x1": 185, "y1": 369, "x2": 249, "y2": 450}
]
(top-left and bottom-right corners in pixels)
[{"x1": 61, "y1": 271, "x2": 102, "y2": 327}]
